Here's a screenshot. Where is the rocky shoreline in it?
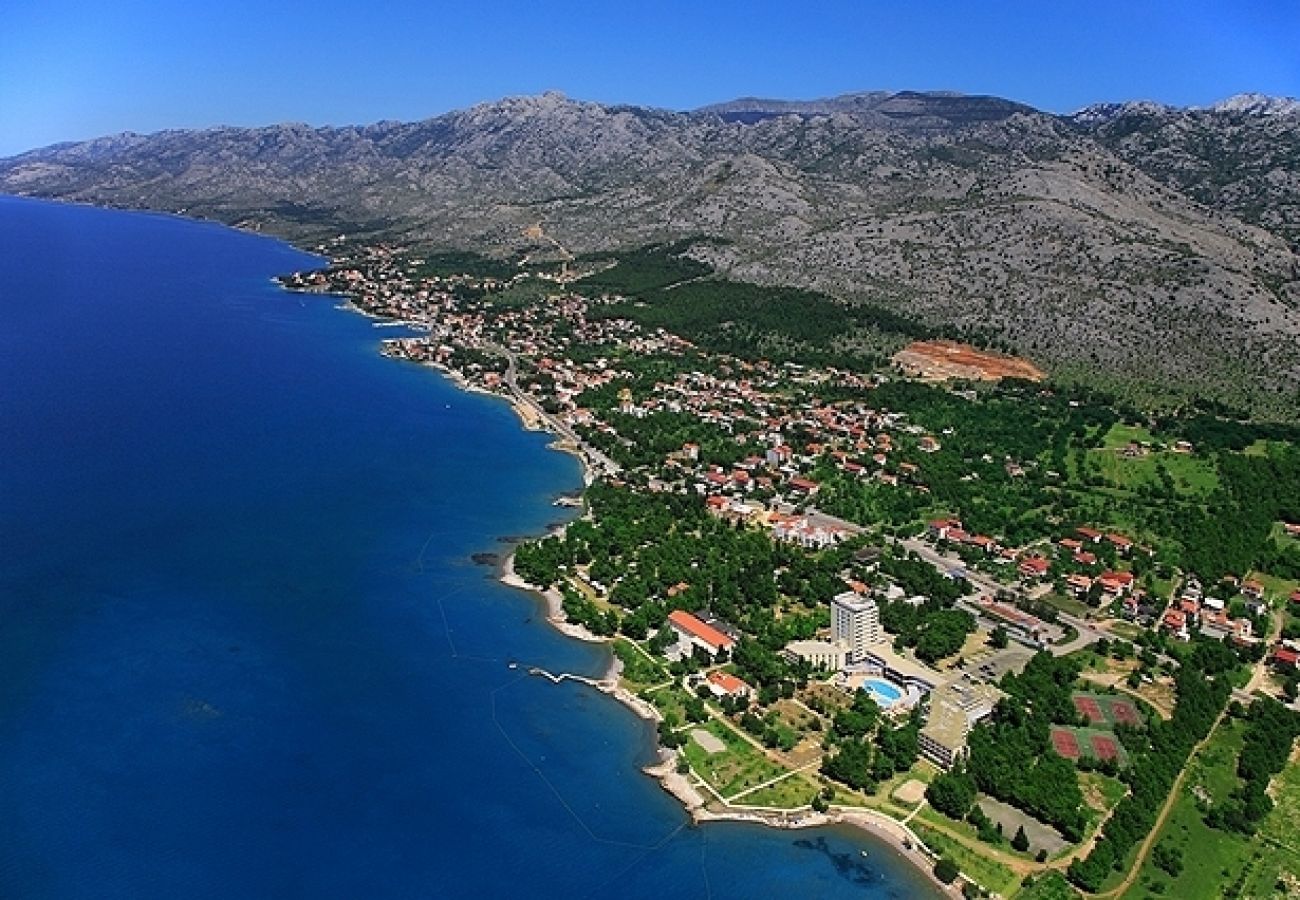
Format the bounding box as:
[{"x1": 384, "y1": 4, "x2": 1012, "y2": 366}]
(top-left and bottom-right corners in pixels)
[{"x1": 496, "y1": 539, "x2": 956, "y2": 897}]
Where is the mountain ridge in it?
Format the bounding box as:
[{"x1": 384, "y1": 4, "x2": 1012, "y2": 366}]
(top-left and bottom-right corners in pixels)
[{"x1": 3, "y1": 89, "x2": 1299, "y2": 416}]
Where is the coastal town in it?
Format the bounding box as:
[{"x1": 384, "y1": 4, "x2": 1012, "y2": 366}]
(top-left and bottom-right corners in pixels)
[{"x1": 280, "y1": 242, "x2": 1300, "y2": 899}]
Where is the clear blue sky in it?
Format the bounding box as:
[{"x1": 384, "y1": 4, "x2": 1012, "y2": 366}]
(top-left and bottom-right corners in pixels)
[{"x1": 2, "y1": 0, "x2": 1297, "y2": 157}]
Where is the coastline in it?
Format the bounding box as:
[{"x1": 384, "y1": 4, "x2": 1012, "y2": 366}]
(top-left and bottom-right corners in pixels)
[
  {"x1": 495, "y1": 522, "x2": 955, "y2": 896},
  {"x1": 499, "y1": 545, "x2": 951, "y2": 894},
  {"x1": 289, "y1": 256, "x2": 957, "y2": 898}
]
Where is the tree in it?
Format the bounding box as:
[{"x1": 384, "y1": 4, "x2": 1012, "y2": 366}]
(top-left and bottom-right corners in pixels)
[
  {"x1": 822, "y1": 739, "x2": 876, "y2": 791},
  {"x1": 990, "y1": 625, "x2": 1009, "y2": 649},
  {"x1": 1153, "y1": 842, "x2": 1183, "y2": 876},
  {"x1": 1011, "y1": 824, "x2": 1029, "y2": 852},
  {"x1": 927, "y1": 766, "x2": 977, "y2": 819},
  {"x1": 933, "y1": 857, "x2": 960, "y2": 885}
]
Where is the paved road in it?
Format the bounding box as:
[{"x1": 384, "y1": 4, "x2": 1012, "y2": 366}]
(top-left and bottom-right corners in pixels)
[
  {"x1": 484, "y1": 340, "x2": 622, "y2": 478},
  {"x1": 897, "y1": 537, "x2": 1104, "y2": 656}
]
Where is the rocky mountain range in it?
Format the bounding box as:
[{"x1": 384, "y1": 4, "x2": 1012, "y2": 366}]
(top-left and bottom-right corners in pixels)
[{"x1": 3, "y1": 90, "x2": 1298, "y2": 415}]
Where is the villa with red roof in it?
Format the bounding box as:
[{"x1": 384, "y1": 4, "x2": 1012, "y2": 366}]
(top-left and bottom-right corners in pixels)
[
  {"x1": 705, "y1": 671, "x2": 753, "y2": 698},
  {"x1": 928, "y1": 518, "x2": 962, "y2": 540},
  {"x1": 787, "y1": 476, "x2": 820, "y2": 495},
  {"x1": 1019, "y1": 556, "x2": 1050, "y2": 579},
  {"x1": 1098, "y1": 570, "x2": 1135, "y2": 595},
  {"x1": 1162, "y1": 608, "x2": 1189, "y2": 640},
  {"x1": 1105, "y1": 533, "x2": 1134, "y2": 554}
]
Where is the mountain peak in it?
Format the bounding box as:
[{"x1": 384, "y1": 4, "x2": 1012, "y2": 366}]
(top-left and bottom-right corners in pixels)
[
  {"x1": 1068, "y1": 100, "x2": 1175, "y2": 124},
  {"x1": 1208, "y1": 93, "x2": 1300, "y2": 117}
]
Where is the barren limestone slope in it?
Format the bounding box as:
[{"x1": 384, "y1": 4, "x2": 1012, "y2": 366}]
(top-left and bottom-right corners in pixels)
[{"x1": 3, "y1": 91, "x2": 1298, "y2": 414}]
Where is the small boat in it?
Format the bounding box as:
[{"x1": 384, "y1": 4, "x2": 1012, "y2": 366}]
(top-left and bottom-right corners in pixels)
[{"x1": 507, "y1": 661, "x2": 518, "y2": 670}]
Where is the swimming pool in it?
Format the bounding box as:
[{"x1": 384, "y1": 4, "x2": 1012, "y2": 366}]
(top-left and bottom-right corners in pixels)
[{"x1": 861, "y1": 677, "x2": 905, "y2": 709}]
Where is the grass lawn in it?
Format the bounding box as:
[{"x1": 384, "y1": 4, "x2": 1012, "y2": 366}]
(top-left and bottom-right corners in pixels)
[
  {"x1": 1121, "y1": 719, "x2": 1252, "y2": 899},
  {"x1": 612, "y1": 638, "x2": 666, "y2": 688},
  {"x1": 1237, "y1": 752, "x2": 1300, "y2": 899},
  {"x1": 1101, "y1": 423, "x2": 1157, "y2": 449},
  {"x1": 1248, "y1": 565, "x2": 1300, "y2": 603},
  {"x1": 1070, "y1": 647, "x2": 1115, "y2": 673},
  {"x1": 645, "y1": 684, "x2": 693, "y2": 724},
  {"x1": 1040, "y1": 591, "x2": 1092, "y2": 618},
  {"x1": 916, "y1": 803, "x2": 1013, "y2": 855},
  {"x1": 681, "y1": 718, "x2": 788, "y2": 800},
  {"x1": 911, "y1": 822, "x2": 1021, "y2": 897},
  {"x1": 1149, "y1": 571, "x2": 1177, "y2": 601},
  {"x1": 1243, "y1": 439, "x2": 1273, "y2": 457},
  {"x1": 1105, "y1": 620, "x2": 1145, "y2": 641},
  {"x1": 735, "y1": 772, "x2": 822, "y2": 809},
  {"x1": 1017, "y1": 871, "x2": 1081, "y2": 899}
]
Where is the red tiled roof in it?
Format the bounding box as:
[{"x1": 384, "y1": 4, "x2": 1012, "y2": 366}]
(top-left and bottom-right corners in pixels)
[
  {"x1": 707, "y1": 671, "x2": 750, "y2": 693},
  {"x1": 668, "y1": 610, "x2": 735, "y2": 649},
  {"x1": 1019, "y1": 557, "x2": 1050, "y2": 575}
]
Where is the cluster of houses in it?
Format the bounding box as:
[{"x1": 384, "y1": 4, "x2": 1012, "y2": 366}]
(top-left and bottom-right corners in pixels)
[
  {"x1": 928, "y1": 518, "x2": 1148, "y2": 605},
  {"x1": 309, "y1": 247, "x2": 1300, "y2": 720},
  {"x1": 1157, "y1": 576, "x2": 1262, "y2": 644}
]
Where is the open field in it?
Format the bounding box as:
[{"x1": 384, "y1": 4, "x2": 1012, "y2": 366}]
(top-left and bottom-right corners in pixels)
[
  {"x1": 1083, "y1": 423, "x2": 1221, "y2": 499},
  {"x1": 1079, "y1": 771, "x2": 1128, "y2": 820},
  {"x1": 911, "y1": 822, "x2": 1022, "y2": 897},
  {"x1": 1122, "y1": 720, "x2": 1251, "y2": 899},
  {"x1": 682, "y1": 719, "x2": 788, "y2": 800}
]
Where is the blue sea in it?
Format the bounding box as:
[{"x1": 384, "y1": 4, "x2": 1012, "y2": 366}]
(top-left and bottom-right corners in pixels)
[{"x1": 0, "y1": 196, "x2": 938, "y2": 899}]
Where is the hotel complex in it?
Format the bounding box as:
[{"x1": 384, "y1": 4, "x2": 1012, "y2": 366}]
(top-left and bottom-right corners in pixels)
[{"x1": 831, "y1": 590, "x2": 883, "y2": 662}]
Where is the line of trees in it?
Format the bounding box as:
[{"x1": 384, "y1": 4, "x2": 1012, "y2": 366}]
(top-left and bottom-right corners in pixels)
[{"x1": 1205, "y1": 698, "x2": 1300, "y2": 835}]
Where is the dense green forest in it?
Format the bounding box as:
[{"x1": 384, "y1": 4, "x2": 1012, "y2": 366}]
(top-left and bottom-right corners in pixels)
[{"x1": 574, "y1": 242, "x2": 932, "y2": 366}]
